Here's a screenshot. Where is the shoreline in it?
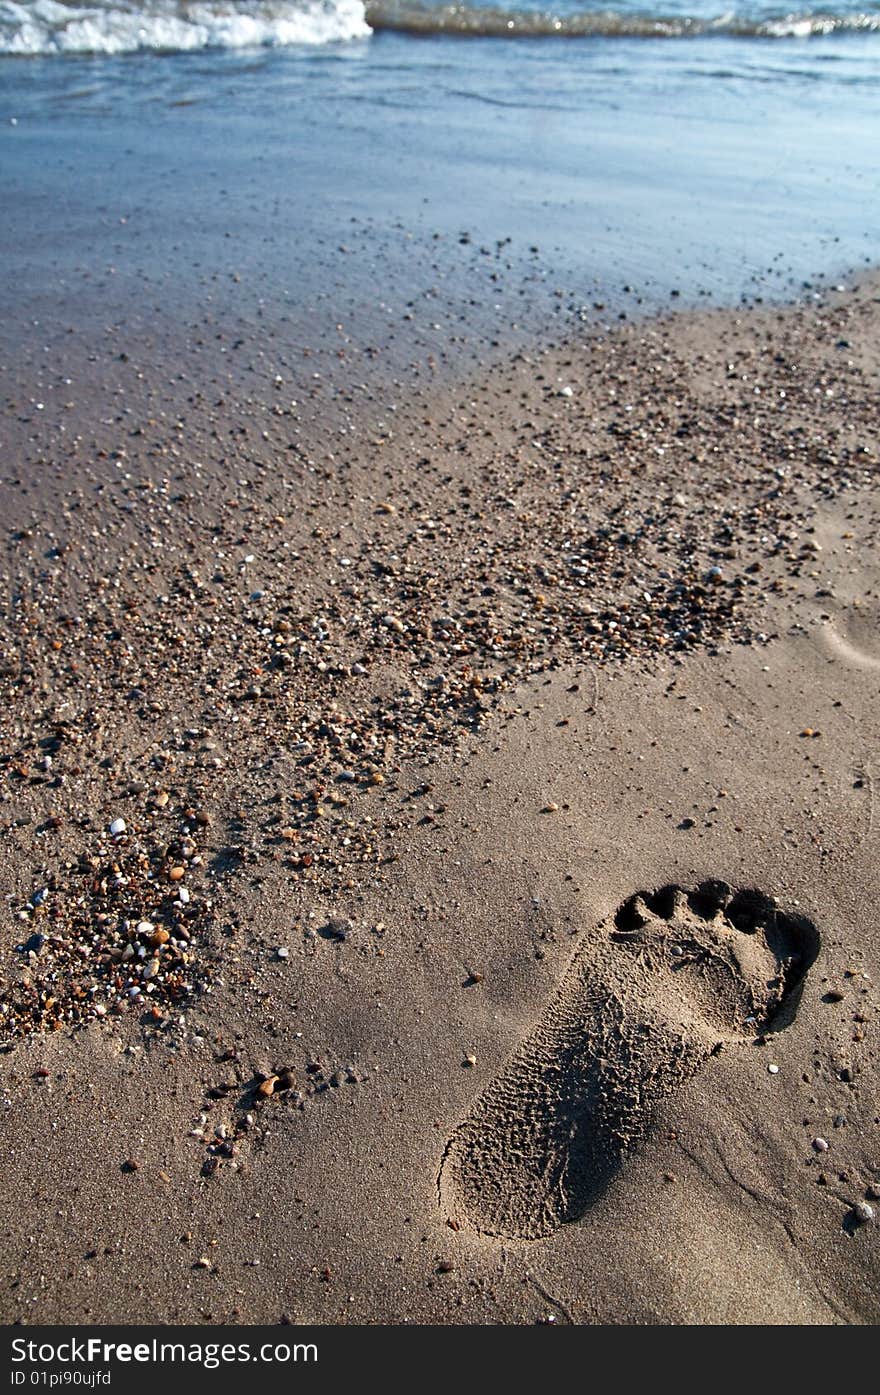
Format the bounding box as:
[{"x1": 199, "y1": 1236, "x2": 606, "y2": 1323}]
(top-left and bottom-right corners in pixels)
[{"x1": 1, "y1": 276, "x2": 879, "y2": 1323}]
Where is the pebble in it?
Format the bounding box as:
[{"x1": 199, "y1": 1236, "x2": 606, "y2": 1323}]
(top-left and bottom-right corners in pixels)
[
  {"x1": 463, "y1": 1054, "x2": 477, "y2": 1068},
  {"x1": 767, "y1": 1063, "x2": 779, "y2": 1074},
  {"x1": 812, "y1": 1137, "x2": 829, "y2": 1152},
  {"x1": 276, "y1": 946, "x2": 290, "y2": 959},
  {"x1": 853, "y1": 1202, "x2": 875, "y2": 1225},
  {"x1": 109, "y1": 818, "x2": 126, "y2": 835}
]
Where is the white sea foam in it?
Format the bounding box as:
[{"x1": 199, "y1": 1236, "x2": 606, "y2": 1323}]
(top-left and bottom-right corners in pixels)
[{"x1": 0, "y1": 0, "x2": 371, "y2": 55}]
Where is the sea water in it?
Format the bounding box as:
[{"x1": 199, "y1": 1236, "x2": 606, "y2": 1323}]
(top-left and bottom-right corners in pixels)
[{"x1": 0, "y1": 2, "x2": 879, "y2": 368}]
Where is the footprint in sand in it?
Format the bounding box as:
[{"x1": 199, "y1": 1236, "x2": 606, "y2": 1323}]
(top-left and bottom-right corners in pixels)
[
  {"x1": 819, "y1": 618, "x2": 880, "y2": 673},
  {"x1": 440, "y1": 882, "x2": 819, "y2": 1240}
]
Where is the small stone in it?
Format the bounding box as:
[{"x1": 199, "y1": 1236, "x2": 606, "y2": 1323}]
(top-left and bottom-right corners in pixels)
[
  {"x1": 169, "y1": 866, "x2": 185, "y2": 881},
  {"x1": 257, "y1": 1076, "x2": 279, "y2": 1098},
  {"x1": 276, "y1": 946, "x2": 290, "y2": 959},
  {"x1": 194, "y1": 1257, "x2": 212, "y2": 1269},
  {"x1": 437, "y1": 1260, "x2": 455, "y2": 1274},
  {"x1": 178, "y1": 887, "x2": 190, "y2": 904},
  {"x1": 853, "y1": 1202, "x2": 875, "y2": 1225},
  {"x1": 767, "y1": 1063, "x2": 779, "y2": 1074},
  {"x1": 463, "y1": 1054, "x2": 477, "y2": 1068},
  {"x1": 812, "y1": 1137, "x2": 829, "y2": 1152},
  {"x1": 109, "y1": 818, "x2": 126, "y2": 835},
  {"x1": 541, "y1": 802, "x2": 559, "y2": 813}
]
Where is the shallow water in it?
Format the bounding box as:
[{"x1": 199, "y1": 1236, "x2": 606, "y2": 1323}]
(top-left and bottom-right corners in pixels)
[{"x1": 1, "y1": 4, "x2": 879, "y2": 375}]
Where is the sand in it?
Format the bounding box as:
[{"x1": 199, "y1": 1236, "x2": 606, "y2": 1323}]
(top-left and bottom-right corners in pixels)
[{"x1": 1, "y1": 274, "x2": 878, "y2": 1325}]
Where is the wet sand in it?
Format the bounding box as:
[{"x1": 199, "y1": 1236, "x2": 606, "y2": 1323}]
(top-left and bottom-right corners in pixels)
[{"x1": 1, "y1": 274, "x2": 879, "y2": 1324}]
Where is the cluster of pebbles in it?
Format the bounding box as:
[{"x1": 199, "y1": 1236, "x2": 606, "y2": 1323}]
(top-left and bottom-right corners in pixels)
[
  {"x1": 0, "y1": 806, "x2": 213, "y2": 1040},
  {"x1": 1, "y1": 282, "x2": 877, "y2": 1040},
  {"x1": 193, "y1": 1056, "x2": 361, "y2": 1176}
]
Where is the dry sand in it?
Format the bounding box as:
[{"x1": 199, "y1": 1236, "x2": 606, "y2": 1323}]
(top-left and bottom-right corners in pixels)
[{"x1": 0, "y1": 275, "x2": 878, "y2": 1324}]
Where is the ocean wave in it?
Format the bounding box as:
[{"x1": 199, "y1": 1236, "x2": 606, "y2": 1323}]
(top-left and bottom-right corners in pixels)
[
  {"x1": 366, "y1": 3, "x2": 880, "y2": 39},
  {"x1": 0, "y1": 0, "x2": 371, "y2": 55},
  {"x1": 0, "y1": 0, "x2": 878, "y2": 55}
]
